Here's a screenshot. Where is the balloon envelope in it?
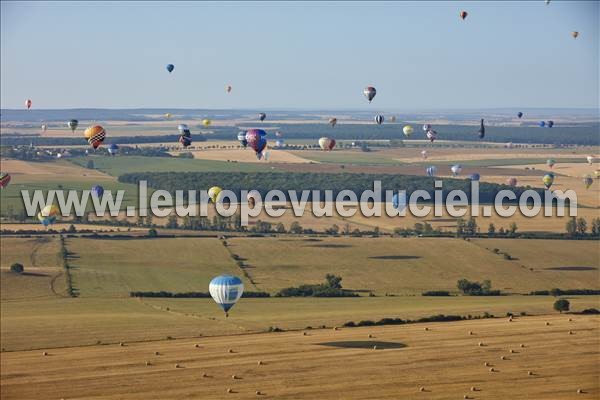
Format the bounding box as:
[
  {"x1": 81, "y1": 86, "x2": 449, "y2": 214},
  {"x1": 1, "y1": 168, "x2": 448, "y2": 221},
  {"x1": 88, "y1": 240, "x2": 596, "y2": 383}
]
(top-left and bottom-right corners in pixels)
[
  {"x1": 403, "y1": 125, "x2": 414, "y2": 137},
  {"x1": 451, "y1": 164, "x2": 462, "y2": 176},
  {"x1": 543, "y1": 174, "x2": 554, "y2": 189},
  {"x1": 208, "y1": 186, "x2": 223, "y2": 203},
  {"x1": 166, "y1": 64, "x2": 174, "y2": 73},
  {"x1": 202, "y1": 119, "x2": 211, "y2": 127},
  {"x1": 209, "y1": 275, "x2": 244, "y2": 314},
  {"x1": 84, "y1": 125, "x2": 106, "y2": 149},
  {"x1": 375, "y1": 115, "x2": 384, "y2": 125},
  {"x1": 91, "y1": 185, "x2": 104, "y2": 197},
  {"x1": 25, "y1": 99, "x2": 32, "y2": 109},
  {"x1": 426, "y1": 166, "x2": 437, "y2": 177},
  {"x1": 318, "y1": 137, "x2": 336, "y2": 151},
  {"x1": 363, "y1": 86, "x2": 376, "y2": 102},
  {"x1": 38, "y1": 204, "x2": 60, "y2": 226},
  {"x1": 469, "y1": 173, "x2": 480, "y2": 181},
  {"x1": 68, "y1": 119, "x2": 79, "y2": 133},
  {"x1": 258, "y1": 113, "x2": 266, "y2": 122},
  {"x1": 517, "y1": 112, "x2": 523, "y2": 119},
  {"x1": 0, "y1": 173, "x2": 11, "y2": 188},
  {"x1": 246, "y1": 129, "x2": 268, "y2": 156},
  {"x1": 108, "y1": 144, "x2": 119, "y2": 155}
]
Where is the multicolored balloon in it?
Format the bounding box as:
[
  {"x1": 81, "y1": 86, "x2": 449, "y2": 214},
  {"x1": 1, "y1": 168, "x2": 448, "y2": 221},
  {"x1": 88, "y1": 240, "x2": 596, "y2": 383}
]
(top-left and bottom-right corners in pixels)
[
  {"x1": 390, "y1": 116, "x2": 397, "y2": 123},
  {"x1": 571, "y1": 31, "x2": 579, "y2": 39},
  {"x1": 363, "y1": 86, "x2": 376, "y2": 103},
  {"x1": 426, "y1": 166, "x2": 437, "y2": 177},
  {"x1": 68, "y1": 119, "x2": 79, "y2": 133},
  {"x1": 460, "y1": 10, "x2": 468, "y2": 20},
  {"x1": 245, "y1": 129, "x2": 267, "y2": 159},
  {"x1": 583, "y1": 175, "x2": 593, "y2": 189},
  {"x1": 209, "y1": 275, "x2": 244, "y2": 317},
  {"x1": 0, "y1": 173, "x2": 11, "y2": 188},
  {"x1": 258, "y1": 113, "x2": 266, "y2": 122},
  {"x1": 375, "y1": 115, "x2": 384, "y2": 125},
  {"x1": 426, "y1": 129, "x2": 438, "y2": 142},
  {"x1": 546, "y1": 159, "x2": 556, "y2": 169},
  {"x1": 403, "y1": 125, "x2": 413, "y2": 137},
  {"x1": 421, "y1": 150, "x2": 428, "y2": 160},
  {"x1": 41, "y1": 123, "x2": 48, "y2": 133},
  {"x1": 329, "y1": 117, "x2": 337, "y2": 127},
  {"x1": 208, "y1": 186, "x2": 223, "y2": 203},
  {"x1": 38, "y1": 204, "x2": 60, "y2": 227},
  {"x1": 469, "y1": 173, "x2": 480, "y2": 181},
  {"x1": 84, "y1": 125, "x2": 106, "y2": 149},
  {"x1": 25, "y1": 99, "x2": 32, "y2": 109},
  {"x1": 318, "y1": 137, "x2": 336, "y2": 151},
  {"x1": 587, "y1": 155, "x2": 595, "y2": 165}
]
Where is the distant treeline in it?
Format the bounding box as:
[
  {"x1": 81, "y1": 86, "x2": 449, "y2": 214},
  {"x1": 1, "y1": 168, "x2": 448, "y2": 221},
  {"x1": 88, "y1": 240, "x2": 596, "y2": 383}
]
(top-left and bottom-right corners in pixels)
[
  {"x1": 129, "y1": 290, "x2": 270, "y2": 298},
  {"x1": 529, "y1": 289, "x2": 600, "y2": 296},
  {"x1": 118, "y1": 171, "x2": 547, "y2": 204},
  {"x1": 342, "y1": 313, "x2": 485, "y2": 328},
  {"x1": 2, "y1": 123, "x2": 599, "y2": 146}
]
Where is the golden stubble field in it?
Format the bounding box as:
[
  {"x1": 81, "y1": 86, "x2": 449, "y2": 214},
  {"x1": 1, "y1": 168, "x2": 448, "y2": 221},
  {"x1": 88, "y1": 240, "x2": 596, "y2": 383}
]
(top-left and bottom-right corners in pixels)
[{"x1": 1, "y1": 314, "x2": 597, "y2": 400}]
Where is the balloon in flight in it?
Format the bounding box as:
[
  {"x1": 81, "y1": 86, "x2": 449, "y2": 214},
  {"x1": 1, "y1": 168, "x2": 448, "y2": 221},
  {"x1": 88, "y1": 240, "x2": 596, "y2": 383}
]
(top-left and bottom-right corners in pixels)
[
  {"x1": 426, "y1": 129, "x2": 438, "y2": 142},
  {"x1": 571, "y1": 31, "x2": 579, "y2": 39},
  {"x1": 506, "y1": 177, "x2": 518, "y2": 187},
  {"x1": 423, "y1": 124, "x2": 431, "y2": 132},
  {"x1": 426, "y1": 166, "x2": 437, "y2": 177},
  {"x1": 41, "y1": 124, "x2": 48, "y2": 133},
  {"x1": 469, "y1": 173, "x2": 480, "y2": 181},
  {"x1": 478, "y1": 119, "x2": 485, "y2": 139},
  {"x1": 583, "y1": 175, "x2": 593, "y2": 189},
  {"x1": 392, "y1": 192, "x2": 407, "y2": 213},
  {"x1": 226, "y1": 85, "x2": 232, "y2": 93},
  {"x1": 84, "y1": 125, "x2": 106, "y2": 149},
  {"x1": 403, "y1": 125, "x2": 414, "y2": 137},
  {"x1": 245, "y1": 129, "x2": 267, "y2": 159},
  {"x1": 543, "y1": 173, "x2": 554, "y2": 189},
  {"x1": 202, "y1": 119, "x2": 211, "y2": 127},
  {"x1": 363, "y1": 86, "x2": 376, "y2": 103},
  {"x1": 38, "y1": 204, "x2": 60, "y2": 227},
  {"x1": 547, "y1": 120, "x2": 554, "y2": 128},
  {"x1": 247, "y1": 190, "x2": 261, "y2": 207},
  {"x1": 318, "y1": 137, "x2": 336, "y2": 151},
  {"x1": 209, "y1": 275, "x2": 244, "y2": 317},
  {"x1": 517, "y1": 112, "x2": 523, "y2": 119},
  {"x1": 91, "y1": 185, "x2": 104, "y2": 198},
  {"x1": 208, "y1": 186, "x2": 223, "y2": 203},
  {"x1": 166, "y1": 64, "x2": 174, "y2": 73},
  {"x1": 421, "y1": 150, "x2": 428, "y2": 160},
  {"x1": 237, "y1": 131, "x2": 248, "y2": 148},
  {"x1": 108, "y1": 143, "x2": 119, "y2": 156},
  {"x1": 375, "y1": 115, "x2": 384, "y2": 125},
  {"x1": 25, "y1": 99, "x2": 32, "y2": 109},
  {"x1": 258, "y1": 113, "x2": 266, "y2": 122},
  {"x1": 586, "y1": 155, "x2": 594, "y2": 165},
  {"x1": 546, "y1": 159, "x2": 556, "y2": 169},
  {"x1": 460, "y1": 11, "x2": 468, "y2": 20},
  {"x1": 329, "y1": 118, "x2": 337, "y2": 128},
  {"x1": 539, "y1": 121, "x2": 546, "y2": 128},
  {"x1": 0, "y1": 173, "x2": 11, "y2": 188},
  {"x1": 68, "y1": 119, "x2": 79, "y2": 133}
]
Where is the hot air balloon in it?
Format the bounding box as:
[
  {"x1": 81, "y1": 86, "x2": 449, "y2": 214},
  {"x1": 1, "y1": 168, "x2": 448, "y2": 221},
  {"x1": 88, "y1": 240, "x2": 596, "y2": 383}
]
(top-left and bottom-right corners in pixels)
[
  {"x1": 25, "y1": 99, "x2": 32, "y2": 109},
  {"x1": 586, "y1": 155, "x2": 594, "y2": 165},
  {"x1": 546, "y1": 159, "x2": 556, "y2": 169},
  {"x1": 208, "y1": 186, "x2": 223, "y2": 203},
  {"x1": 237, "y1": 131, "x2": 248, "y2": 148},
  {"x1": 68, "y1": 119, "x2": 79, "y2": 133},
  {"x1": 0, "y1": 173, "x2": 11, "y2": 188},
  {"x1": 177, "y1": 124, "x2": 188, "y2": 134},
  {"x1": 460, "y1": 11, "x2": 468, "y2": 20},
  {"x1": 571, "y1": 31, "x2": 579, "y2": 39},
  {"x1": 202, "y1": 119, "x2": 211, "y2": 127},
  {"x1": 403, "y1": 125, "x2": 414, "y2": 137},
  {"x1": 246, "y1": 129, "x2": 267, "y2": 159},
  {"x1": 545, "y1": 0, "x2": 551, "y2": 4},
  {"x1": 547, "y1": 120, "x2": 554, "y2": 128},
  {"x1": 84, "y1": 125, "x2": 106, "y2": 149},
  {"x1": 91, "y1": 185, "x2": 104, "y2": 198},
  {"x1": 539, "y1": 121, "x2": 546, "y2": 127},
  {"x1": 543, "y1": 173, "x2": 554, "y2": 189},
  {"x1": 469, "y1": 173, "x2": 480, "y2": 181},
  {"x1": 38, "y1": 204, "x2": 60, "y2": 227},
  {"x1": 583, "y1": 175, "x2": 593, "y2": 189},
  {"x1": 276, "y1": 139, "x2": 285, "y2": 147},
  {"x1": 392, "y1": 192, "x2": 407, "y2": 213},
  {"x1": 258, "y1": 113, "x2": 266, "y2": 122},
  {"x1": 426, "y1": 166, "x2": 437, "y2": 177},
  {"x1": 318, "y1": 137, "x2": 336, "y2": 151},
  {"x1": 506, "y1": 177, "x2": 517, "y2": 187},
  {"x1": 506, "y1": 142, "x2": 514, "y2": 149},
  {"x1": 166, "y1": 64, "x2": 174, "y2": 73},
  {"x1": 517, "y1": 112, "x2": 523, "y2": 119},
  {"x1": 375, "y1": 115, "x2": 384, "y2": 125},
  {"x1": 165, "y1": 113, "x2": 172, "y2": 119},
  {"x1": 390, "y1": 116, "x2": 397, "y2": 123},
  {"x1": 108, "y1": 143, "x2": 119, "y2": 156},
  {"x1": 478, "y1": 119, "x2": 485, "y2": 139},
  {"x1": 423, "y1": 124, "x2": 431, "y2": 132},
  {"x1": 426, "y1": 130, "x2": 438, "y2": 142},
  {"x1": 329, "y1": 118, "x2": 337, "y2": 127},
  {"x1": 226, "y1": 85, "x2": 232, "y2": 93},
  {"x1": 421, "y1": 150, "x2": 428, "y2": 160},
  {"x1": 451, "y1": 164, "x2": 462, "y2": 177},
  {"x1": 56, "y1": 153, "x2": 63, "y2": 159},
  {"x1": 363, "y1": 86, "x2": 376, "y2": 103},
  {"x1": 247, "y1": 190, "x2": 261, "y2": 207},
  {"x1": 275, "y1": 131, "x2": 282, "y2": 137},
  {"x1": 209, "y1": 275, "x2": 244, "y2": 317},
  {"x1": 179, "y1": 132, "x2": 192, "y2": 148},
  {"x1": 41, "y1": 123, "x2": 47, "y2": 133},
  {"x1": 264, "y1": 150, "x2": 270, "y2": 161}
]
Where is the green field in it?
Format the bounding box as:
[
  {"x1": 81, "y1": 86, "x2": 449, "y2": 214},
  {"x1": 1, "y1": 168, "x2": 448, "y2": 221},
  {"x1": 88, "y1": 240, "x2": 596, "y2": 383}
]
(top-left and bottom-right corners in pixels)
[
  {"x1": 413, "y1": 157, "x2": 588, "y2": 167},
  {"x1": 68, "y1": 156, "x2": 271, "y2": 176},
  {"x1": 297, "y1": 150, "x2": 402, "y2": 165},
  {"x1": 2, "y1": 235, "x2": 599, "y2": 351}
]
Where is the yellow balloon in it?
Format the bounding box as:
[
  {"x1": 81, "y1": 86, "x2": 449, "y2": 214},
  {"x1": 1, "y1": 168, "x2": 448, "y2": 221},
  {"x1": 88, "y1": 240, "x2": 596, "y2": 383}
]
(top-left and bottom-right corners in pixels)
[
  {"x1": 165, "y1": 113, "x2": 172, "y2": 119},
  {"x1": 38, "y1": 204, "x2": 60, "y2": 226},
  {"x1": 208, "y1": 186, "x2": 223, "y2": 203},
  {"x1": 202, "y1": 119, "x2": 211, "y2": 127},
  {"x1": 403, "y1": 125, "x2": 414, "y2": 137}
]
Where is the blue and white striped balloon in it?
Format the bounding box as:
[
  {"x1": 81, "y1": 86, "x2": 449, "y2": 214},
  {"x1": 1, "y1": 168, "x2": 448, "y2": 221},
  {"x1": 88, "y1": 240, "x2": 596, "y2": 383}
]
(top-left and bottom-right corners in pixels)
[{"x1": 209, "y1": 275, "x2": 244, "y2": 316}]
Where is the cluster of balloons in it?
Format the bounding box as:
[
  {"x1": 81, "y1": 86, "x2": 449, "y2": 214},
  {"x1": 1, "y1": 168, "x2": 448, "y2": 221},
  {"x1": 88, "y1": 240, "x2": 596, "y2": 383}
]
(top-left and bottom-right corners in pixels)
[{"x1": 539, "y1": 120, "x2": 554, "y2": 128}]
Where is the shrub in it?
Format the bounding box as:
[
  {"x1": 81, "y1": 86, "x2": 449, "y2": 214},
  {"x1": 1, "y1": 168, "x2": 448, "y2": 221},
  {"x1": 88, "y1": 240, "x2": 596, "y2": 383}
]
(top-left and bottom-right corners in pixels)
[
  {"x1": 422, "y1": 290, "x2": 450, "y2": 296},
  {"x1": 10, "y1": 263, "x2": 24, "y2": 274},
  {"x1": 580, "y1": 308, "x2": 599, "y2": 315},
  {"x1": 147, "y1": 228, "x2": 158, "y2": 237},
  {"x1": 553, "y1": 299, "x2": 570, "y2": 313}
]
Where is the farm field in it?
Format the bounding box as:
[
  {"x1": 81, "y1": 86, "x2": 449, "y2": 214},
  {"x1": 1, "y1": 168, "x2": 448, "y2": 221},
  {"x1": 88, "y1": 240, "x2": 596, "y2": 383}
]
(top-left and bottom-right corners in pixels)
[{"x1": 1, "y1": 314, "x2": 598, "y2": 399}]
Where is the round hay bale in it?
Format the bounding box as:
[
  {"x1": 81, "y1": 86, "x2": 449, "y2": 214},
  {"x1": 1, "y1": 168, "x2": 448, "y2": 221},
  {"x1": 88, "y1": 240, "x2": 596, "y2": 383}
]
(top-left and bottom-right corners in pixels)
[
  {"x1": 419, "y1": 386, "x2": 425, "y2": 392},
  {"x1": 155, "y1": 351, "x2": 160, "y2": 356},
  {"x1": 424, "y1": 327, "x2": 429, "y2": 331},
  {"x1": 145, "y1": 361, "x2": 151, "y2": 366},
  {"x1": 568, "y1": 318, "x2": 573, "y2": 322},
  {"x1": 333, "y1": 327, "x2": 338, "y2": 331},
  {"x1": 302, "y1": 332, "x2": 307, "y2": 336},
  {"x1": 470, "y1": 386, "x2": 476, "y2": 392},
  {"x1": 510, "y1": 349, "x2": 516, "y2": 353},
  {"x1": 232, "y1": 375, "x2": 237, "y2": 379},
  {"x1": 468, "y1": 331, "x2": 473, "y2": 335},
  {"x1": 42, "y1": 351, "x2": 48, "y2": 356},
  {"x1": 228, "y1": 348, "x2": 234, "y2": 353},
  {"x1": 256, "y1": 391, "x2": 262, "y2": 396},
  {"x1": 257, "y1": 360, "x2": 263, "y2": 365},
  {"x1": 569, "y1": 330, "x2": 573, "y2": 335},
  {"x1": 484, "y1": 362, "x2": 490, "y2": 367},
  {"x1": 227, "y1": 388, "x2": 233, "y2": 394},
  {"x1": 500, "y1": 356, "x2": 506, "y2": 360},
  {"x1": 528, "y1": 371, "x2": 533, "y2": 376},
  {"x1": 368, "y1": 334, "x2": 373, "y2": 338},
  {"x1": 119, "y1": 342, "x2": 124, "y2": 347},
  {"x1": 174, "y1": 363, "x2": 180, "y2": 369},
  {"x1": 195, "y1": 344, "x2": 200, "y2": 348},
  {"x1": 520, "y1": 344, "x2": 525, "y2": 348},
  {"x1": 545, "y1": 322, "x2": 550, "y2": 326},
  {"x1": 478, "y1": 342, "x2": 484, "y2": 347},
  {"x1": 489, "y1": 367, "x2": 495, "y2": 372},
  {"x1": 373, "y1": 345, "x2": 377, "y2": 350},
  {"x1": 577, "y1": 389, "x2": 583, "y2": 394},
  {"x1": 202, "y1": 373, "x2": 208, "y2": 378},
  {"x1": 464, "y1": 395, "x2": 469, "y2": 399}
]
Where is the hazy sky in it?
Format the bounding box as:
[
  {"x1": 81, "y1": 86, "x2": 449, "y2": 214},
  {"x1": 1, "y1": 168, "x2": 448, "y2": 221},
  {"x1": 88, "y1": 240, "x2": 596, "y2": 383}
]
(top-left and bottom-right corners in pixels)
[{"x1": 1, "y1": 1, "x2": 598, "y2": 110}]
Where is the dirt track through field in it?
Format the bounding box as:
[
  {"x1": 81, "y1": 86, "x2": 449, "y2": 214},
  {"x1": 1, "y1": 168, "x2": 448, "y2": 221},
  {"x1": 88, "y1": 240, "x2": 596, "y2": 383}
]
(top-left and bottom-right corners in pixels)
[{"x1": 1, "y1": 314, "x2": 597, "y2": 399}]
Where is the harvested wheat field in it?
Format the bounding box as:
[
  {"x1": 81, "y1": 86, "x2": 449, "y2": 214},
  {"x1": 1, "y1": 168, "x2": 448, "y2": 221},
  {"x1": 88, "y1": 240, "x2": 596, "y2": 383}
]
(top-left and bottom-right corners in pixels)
[{"x1": 1, "y1": 314, "x2": 597, "y2": 399}]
